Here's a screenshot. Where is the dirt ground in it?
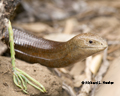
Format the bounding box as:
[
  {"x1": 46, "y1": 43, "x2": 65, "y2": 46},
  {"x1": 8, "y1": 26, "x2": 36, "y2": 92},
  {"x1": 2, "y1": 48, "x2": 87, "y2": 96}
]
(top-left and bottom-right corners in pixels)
[
  {"x1": 0, "y1": 57, "x2": 62, "y2": 96},
  {"x1": 1, "y1": 0, "x2": 120, "y2": 96}
]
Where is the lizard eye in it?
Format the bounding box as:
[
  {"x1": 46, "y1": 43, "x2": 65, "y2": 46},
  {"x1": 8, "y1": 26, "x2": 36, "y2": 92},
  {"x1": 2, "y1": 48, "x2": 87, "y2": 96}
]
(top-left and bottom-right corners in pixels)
[{"x1": 89, "y1": 40, "x2": 93, "y2": 44}]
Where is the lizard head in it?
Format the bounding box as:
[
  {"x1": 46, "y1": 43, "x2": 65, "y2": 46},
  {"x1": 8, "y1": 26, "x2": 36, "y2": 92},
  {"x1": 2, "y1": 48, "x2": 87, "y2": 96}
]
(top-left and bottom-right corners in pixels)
[{"x1": 69, "y1": 33, "x2": 108, "y2": 57}]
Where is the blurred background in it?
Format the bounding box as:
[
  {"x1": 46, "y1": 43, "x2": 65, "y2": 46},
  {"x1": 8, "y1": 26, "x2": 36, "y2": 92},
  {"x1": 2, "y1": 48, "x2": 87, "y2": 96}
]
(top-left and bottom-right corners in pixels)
[{"x1": 3, "y1": 0, "x2": 120, "y2": 96}]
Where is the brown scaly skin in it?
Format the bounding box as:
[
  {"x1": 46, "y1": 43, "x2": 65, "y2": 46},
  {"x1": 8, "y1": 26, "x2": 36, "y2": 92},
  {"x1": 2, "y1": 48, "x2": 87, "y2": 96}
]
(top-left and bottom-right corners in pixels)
[{"x1": 4, "y1": 28, "x2": 107, "y2": 68}]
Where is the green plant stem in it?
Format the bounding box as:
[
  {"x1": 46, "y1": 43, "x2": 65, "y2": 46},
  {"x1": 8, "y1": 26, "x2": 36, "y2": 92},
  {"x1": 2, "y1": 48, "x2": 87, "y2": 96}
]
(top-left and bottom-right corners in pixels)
[
  {"x1": 8, "y1": 20, "x2": 46, "y2": 94},
  {"x1": 8, "y1": 21, "x2": 16, "y2": 71}
]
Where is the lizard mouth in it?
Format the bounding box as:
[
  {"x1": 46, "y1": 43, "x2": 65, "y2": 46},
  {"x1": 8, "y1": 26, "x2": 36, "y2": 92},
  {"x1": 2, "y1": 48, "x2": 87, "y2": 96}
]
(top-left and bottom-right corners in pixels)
[
  {"x1": 81, "y1": 46, "x2": 107, "y2": 48},
  {"x1": 80, "y1": 47, "x2": 107, "y2": 50}
]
